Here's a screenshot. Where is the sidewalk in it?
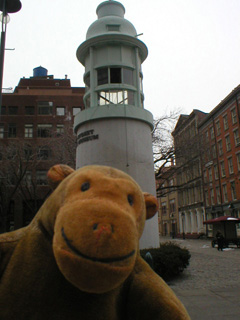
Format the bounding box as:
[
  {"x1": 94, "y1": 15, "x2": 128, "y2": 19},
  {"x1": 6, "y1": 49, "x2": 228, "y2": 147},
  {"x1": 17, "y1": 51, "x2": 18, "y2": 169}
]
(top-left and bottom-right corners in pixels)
[
  {"x1": 159, "y1": 237, "x2": 240, "y2": 319},
  {"x1": 173, "y1": 286, "x2": 240, "y2": 320}
]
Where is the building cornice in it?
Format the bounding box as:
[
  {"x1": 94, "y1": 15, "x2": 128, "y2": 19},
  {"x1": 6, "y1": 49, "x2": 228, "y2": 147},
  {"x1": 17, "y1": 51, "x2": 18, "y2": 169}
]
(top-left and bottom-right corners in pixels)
[{"x1": 198, "y1": 84, "x2": 240, "y2": 128}]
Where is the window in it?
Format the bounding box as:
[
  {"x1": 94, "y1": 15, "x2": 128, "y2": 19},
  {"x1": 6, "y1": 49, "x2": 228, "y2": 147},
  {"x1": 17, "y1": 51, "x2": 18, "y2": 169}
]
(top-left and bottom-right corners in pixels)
[
  {"x1": 36, "y1": 171, "x2": 48, "y2": 185},
  {"x1": 203, "y1": 170, "x2": 207, "y2": 183},
  {"x1": 24, "y1": 124, "x2": 33, "y2": 138},
  {"x1": 168, "y1": 179, "x2": 174, "y2": 193},
  {"x1": 25, "y1": 106, "x2": 35, "y2": 115},
  {"x1": 216, "y1": 187, "x2": 221, "y2": 204},
  {"x1": 56, "y1": 124, "x2": 64, "y2": 135},
  {"x1": 37, "y1": 124, "x2": 52, "y2": 138},
  {"x1": 8, "y1": 124, "x2": 16, "y2": 138},
  {"x1": 208, "y1": 168, "x2": 213, "y2": 182},
  {"x1": 228, "y1": 157, "x2": 234, "y2": 175},
  {"x1": 98, "y1": 68, "x2": 108, "y2": 85},
  {"x1": 98, "y1": 90, "x2": 134, "y2": 106},
  {"x1": 107, "y1": 24, "x2": 120, "y2": 31},
  {"x1": 8, "y1": 106, "x2": 18, "y2": 115},
  {"x1": 215, "y1": 120, "x2": 221, "y2": 136},
  {"x1": 73, "y1": 107, "x2": 81, "y2": 116},
  {"x1": 97, "y1": 67, "x2": 134, "y2": 86},
  {"x1": 210, "y1": 189, "x2": 214, "y2": 205},
  {"x1": 123, "y1": 68, "x2": 134, "y2": 85},
  {"x1": 56, "y1": 107, "x2": 65, "y2": 116},
  {"x1": 37, "y1": 146, "x2": 51, "y2": 160},
  {"x1": 0, "y1": 124, "x2": 4, "y2": 138},
  {"x1": 233, "y1": 129, "x2": 240, "y2": 146},
  {"x1": 220, "y1": 161, "x2": 226, "y2": 177},
  {"x1": 210, "y1": 127, "x2": 214, "y2": 139},
  {"x1": 237, "y1": 153, "x2": 240, "y2": 171},
  {"x1": 38, "y1": 101, "x2": 53, "y2": 115},
  {"x1": 222, "y1": 184, "x2": 228, "y2": 202},
  {"x1": 169, "y1": 199, "x2": 176, "y2": 213},
  {"x1": 230, "y1": 181, "x2": 237, "y2": 200},
  {"x1": 205, "y1": 131, "x2": 209, "y2": 141},
  {"x1": 214, "y1": 165, "x2": 219, "y2": 180},
  {"x1": 225, "y1": 135, "x2": 231, "y2": 151},
  {"x1": 110, "y1": 68, "x2": 121, "y2": 83},
  {"x1": 24, "y1": 145, "x2": 33, "y2": 160},
  {"x1": 205, "y1": 190, "x2": 209, "y2": 206},
  {"x1": 161, "y1": 202, "x2": 167, "y2": 215},
  {"x1": 0, "y1": 106, "x2": 6, "y2": 115},
  {"x1": 218, "y1": 140, "x2": 223, "y2": 155},
  {"x1": 212, "y1": 144, "x2": 216, "y2": 158},
  {"x1": 24, "y1": 171, "x2": 32, "y2": 187},
  {"x1": 223, "y1": 114, "x2": 228, "y2": 130},
  {"x1": 231, "y1": 108, "x2": 237, "y2": 125}
]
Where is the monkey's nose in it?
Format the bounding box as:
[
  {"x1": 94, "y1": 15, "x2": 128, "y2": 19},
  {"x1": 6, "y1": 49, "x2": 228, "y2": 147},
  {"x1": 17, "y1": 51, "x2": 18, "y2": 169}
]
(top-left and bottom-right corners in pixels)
[{"x1": 93, "y1": 223, "x2": 114, "y2": 240}]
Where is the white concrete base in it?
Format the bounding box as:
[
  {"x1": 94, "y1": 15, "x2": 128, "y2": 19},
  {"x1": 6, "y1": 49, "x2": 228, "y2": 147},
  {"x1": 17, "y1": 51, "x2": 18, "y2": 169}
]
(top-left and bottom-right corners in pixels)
[{"x1": 75, "y1": 117, "x2": 159, "y2": 249}]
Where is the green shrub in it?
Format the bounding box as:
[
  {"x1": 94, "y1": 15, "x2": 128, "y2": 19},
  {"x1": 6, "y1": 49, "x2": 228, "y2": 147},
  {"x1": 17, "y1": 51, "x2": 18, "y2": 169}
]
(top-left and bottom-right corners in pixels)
[{"x1": 140, "y1": 241, "x2": 191, "y2": 281}]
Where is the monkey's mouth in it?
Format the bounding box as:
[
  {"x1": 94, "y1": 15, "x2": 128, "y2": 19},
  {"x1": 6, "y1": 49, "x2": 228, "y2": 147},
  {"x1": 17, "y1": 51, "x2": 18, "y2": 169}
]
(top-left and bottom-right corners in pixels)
[{"x1": 61, "y1": 227, "x2": 135, "y2": 263}]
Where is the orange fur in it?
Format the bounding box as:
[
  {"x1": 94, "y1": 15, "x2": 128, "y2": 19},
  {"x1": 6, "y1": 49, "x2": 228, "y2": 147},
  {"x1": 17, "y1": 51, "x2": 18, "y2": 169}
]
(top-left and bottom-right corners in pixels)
[{"x1": 0, "y1": 165, "x2": 190, "y2": 319}]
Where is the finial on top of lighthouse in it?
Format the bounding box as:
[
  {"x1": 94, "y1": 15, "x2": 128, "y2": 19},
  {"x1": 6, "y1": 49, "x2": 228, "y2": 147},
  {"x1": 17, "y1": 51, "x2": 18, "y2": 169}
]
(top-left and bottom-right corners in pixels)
[{"x1": 96, "y1": 0, "x2": 125, "y2": 19}]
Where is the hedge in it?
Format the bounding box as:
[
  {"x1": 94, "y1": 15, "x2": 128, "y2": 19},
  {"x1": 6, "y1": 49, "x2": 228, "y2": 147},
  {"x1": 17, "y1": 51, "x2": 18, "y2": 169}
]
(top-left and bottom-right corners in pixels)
[{"x1": 140, "y1": 241, "x2": 191, "y2": 281}]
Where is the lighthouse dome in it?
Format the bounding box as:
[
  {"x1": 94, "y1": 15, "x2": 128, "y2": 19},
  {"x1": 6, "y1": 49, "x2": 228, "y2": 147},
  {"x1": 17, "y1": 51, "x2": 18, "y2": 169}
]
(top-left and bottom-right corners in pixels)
[{"x1": 86, "y1": 1, "x2": 137, "y2": 39}]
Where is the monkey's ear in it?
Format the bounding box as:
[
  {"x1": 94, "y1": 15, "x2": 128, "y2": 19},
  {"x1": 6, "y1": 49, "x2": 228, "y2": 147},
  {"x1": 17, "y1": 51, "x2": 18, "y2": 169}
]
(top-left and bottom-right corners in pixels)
[
  {"x1": 143, "y1": 192, "x2": 159, "y2": 220},
  {"x1": 47, "y1": 164, "x2": 75, "y2": 189}
]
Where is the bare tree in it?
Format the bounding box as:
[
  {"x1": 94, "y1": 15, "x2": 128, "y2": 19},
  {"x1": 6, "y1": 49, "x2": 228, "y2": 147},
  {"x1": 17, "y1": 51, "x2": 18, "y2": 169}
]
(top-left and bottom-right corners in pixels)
[
  {"x1": 0, "y1": 122, "x2": 78, "y2": 232},
  {"x1": 152, "y1": 110, "x2": 180, "y2": 177},
  {"x1": 51, "y1": 122, "x2": 77, "y2": 168},
  {"x1": 0, "y1": 140, "x2": 43, "y2": 231},
  {"x1": 153, "y1": 109, "x2": 204, "y2": 199}
]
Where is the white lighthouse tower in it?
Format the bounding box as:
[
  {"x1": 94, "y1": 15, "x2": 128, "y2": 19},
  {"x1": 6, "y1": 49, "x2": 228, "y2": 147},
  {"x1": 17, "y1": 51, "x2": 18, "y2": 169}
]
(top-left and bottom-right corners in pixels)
[{"x1": 74, "y1": 0, "x2": 159, "y2": 248}]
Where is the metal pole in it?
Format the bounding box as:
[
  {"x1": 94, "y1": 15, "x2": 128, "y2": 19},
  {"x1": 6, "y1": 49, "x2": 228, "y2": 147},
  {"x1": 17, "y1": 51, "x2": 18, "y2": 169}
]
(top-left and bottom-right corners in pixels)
[
  {"x1": 0, "y1": 0, "x2": 6, "y2": 115},
  {"x1": 0, "y1": 28, "x2": 6, "y2": 114},
  {"x1": 182, "y1": 213, "x2": 185, "y2": 239}
]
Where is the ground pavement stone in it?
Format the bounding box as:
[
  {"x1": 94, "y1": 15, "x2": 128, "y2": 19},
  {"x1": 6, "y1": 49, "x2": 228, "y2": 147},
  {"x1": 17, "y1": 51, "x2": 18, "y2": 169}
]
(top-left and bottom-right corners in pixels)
[{"x1": 159, "y1": 237, "x2": 240, "y2": 319}]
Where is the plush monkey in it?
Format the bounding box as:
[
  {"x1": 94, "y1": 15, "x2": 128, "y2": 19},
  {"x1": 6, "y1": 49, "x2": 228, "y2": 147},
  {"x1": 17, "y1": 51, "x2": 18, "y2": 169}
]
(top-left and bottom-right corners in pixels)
[{"x1": 0, "y1": 165, "x2": 190, "y2": 320}]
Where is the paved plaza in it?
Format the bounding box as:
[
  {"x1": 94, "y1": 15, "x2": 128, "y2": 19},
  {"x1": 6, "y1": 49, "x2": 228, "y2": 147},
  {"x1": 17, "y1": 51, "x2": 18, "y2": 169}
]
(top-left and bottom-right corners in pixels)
[{"x1": 159, "y1": 237, "x2": 240, "y2": 319}]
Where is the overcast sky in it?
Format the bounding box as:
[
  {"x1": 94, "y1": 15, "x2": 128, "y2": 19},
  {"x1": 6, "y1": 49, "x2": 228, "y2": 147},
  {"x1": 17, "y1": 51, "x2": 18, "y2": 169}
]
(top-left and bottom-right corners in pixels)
[{"x1": 2, "y1": 0, "x2": 240, "y2": 119}]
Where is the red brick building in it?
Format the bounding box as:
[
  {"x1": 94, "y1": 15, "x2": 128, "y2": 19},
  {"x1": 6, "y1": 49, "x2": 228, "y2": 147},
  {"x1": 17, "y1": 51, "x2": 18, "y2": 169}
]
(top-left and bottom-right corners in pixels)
[
  {"x1": 172, "y1": 110, "x2": 207, "y2": 237},
  {"x1": 168, "y1": 86, "x2": 240, "y2": 237},
  {"x1": 199, "y1": 85, "x2": 240, "y2": 235},
  {"x1": 0, "y1": 67, "x2": 84, "y2": 231},
  {"x1": 156, "y1": 165, "x2": 179, "y2": 237}
]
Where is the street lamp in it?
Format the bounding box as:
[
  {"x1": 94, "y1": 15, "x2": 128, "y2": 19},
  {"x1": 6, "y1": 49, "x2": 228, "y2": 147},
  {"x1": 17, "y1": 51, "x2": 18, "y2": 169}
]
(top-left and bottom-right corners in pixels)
[{"x1": 0, "y1": 0, "x2": 22, "y2": 112}]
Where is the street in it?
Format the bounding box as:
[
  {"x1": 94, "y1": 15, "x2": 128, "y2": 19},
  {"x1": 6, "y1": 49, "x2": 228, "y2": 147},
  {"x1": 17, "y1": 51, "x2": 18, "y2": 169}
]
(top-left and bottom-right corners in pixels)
[{"x1": 160, "y1": 237, "x2": 240, "y2": 320}]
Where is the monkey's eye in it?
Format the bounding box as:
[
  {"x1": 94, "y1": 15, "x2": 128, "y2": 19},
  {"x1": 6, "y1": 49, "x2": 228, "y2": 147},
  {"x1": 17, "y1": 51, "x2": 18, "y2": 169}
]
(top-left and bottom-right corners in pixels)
[
  {"x1": 81, "y1": 182, "x2": 90, "y2": 192},
  {"x1": 127, "y1": 195, "x2": 134, "y2": 206}
]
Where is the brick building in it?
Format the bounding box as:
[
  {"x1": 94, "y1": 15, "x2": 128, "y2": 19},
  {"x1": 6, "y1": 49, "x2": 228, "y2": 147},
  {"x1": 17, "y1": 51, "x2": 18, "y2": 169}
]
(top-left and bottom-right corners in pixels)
[
  {"x1": 198, "y1": 85, "x2": 240, "y2": 236},
  {"x1": 157, "y1": 165, "x2": 179, "y2": 237},
  {"x1": 159, "y1": 86, "x2": 240, "y2": 238},
  {"x1": 172, "y1": 110, "x2": 207, "y2": 238},
  {"x1": 0, "y1": 67, "x2": 84, "y2": 232}
]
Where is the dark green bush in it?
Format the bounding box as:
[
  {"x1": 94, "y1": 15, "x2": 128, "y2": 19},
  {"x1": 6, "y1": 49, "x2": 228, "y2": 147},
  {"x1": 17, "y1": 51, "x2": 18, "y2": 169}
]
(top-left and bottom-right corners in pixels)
[{"x1": 140, "y1": 241, "x2": 191, "y2": 281}]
